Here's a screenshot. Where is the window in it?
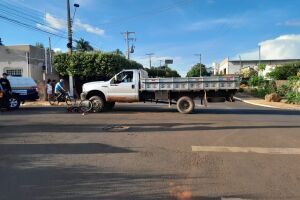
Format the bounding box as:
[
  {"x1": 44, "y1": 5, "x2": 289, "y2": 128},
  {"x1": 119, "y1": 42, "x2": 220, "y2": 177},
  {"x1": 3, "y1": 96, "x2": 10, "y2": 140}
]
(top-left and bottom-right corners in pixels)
[
  {"x1": 116, "y1": 71, "x2": 133, "y2": 83},
  {"x1": 5, "y1": 69, "x2": 23, "y2": 77}
]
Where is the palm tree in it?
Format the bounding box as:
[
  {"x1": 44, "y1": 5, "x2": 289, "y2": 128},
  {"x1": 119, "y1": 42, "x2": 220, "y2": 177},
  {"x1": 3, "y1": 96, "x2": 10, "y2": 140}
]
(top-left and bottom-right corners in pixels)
[{"x1": 75, "y1": 38, "x2": 94, "y2": 52}]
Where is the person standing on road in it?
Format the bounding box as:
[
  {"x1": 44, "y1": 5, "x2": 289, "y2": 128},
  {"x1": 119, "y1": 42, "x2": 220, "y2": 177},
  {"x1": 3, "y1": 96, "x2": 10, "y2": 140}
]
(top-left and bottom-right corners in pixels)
[
  {"x1": 54, "y1": 79, "x2": 66, "y2": 99},
  {"x1": 0, "y1": 73, "x2": 12, "y2": 110},
  {"x1": 46, "y1": 79, "x2": 53, "y2": 100}
]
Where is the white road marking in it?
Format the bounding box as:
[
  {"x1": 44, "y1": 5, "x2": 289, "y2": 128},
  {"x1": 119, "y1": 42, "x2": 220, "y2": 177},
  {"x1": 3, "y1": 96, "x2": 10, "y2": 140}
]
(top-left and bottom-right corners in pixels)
[
  {"x1": 221, "y1": 198, "x2": 250, "y2": 200},
  {"x1": 191, "y1": 146, "x2": 300, "y2": 155}
]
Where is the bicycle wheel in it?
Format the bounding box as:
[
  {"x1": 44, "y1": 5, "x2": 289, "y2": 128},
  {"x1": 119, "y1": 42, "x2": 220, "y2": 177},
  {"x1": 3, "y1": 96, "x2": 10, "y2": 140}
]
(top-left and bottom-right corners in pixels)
[
  {"x1": 65, "y1": 94, "x2": 72, "y2": 106},
  {"x1": 79, "y1": 100, "x2": 92, "y2": 113},
  {"x1": 48, "y1": 95, "x2": 57, "y2": 105}
]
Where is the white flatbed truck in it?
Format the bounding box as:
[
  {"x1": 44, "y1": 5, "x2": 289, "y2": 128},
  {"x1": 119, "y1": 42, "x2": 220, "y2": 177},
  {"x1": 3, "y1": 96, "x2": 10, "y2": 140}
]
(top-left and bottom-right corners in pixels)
[{"x1": 81, "y1": 69, "x2": 240, "y2": 114}]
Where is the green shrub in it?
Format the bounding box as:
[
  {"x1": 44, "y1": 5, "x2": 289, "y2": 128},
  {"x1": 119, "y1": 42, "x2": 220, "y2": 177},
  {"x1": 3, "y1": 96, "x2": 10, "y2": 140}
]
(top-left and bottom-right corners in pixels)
[
  {"x1": 267, "y1": 62, "x2": 300, "y2": 80},
  {"x1": 248, "y1": 75, "x2": 264, "y2": 87},
  {"x1": 251, "y1": 88, "x2": 268, "y2": 98},
  {"x1": 276, "y1": 84, "x2": 289, "y2": 97},
  {"x1": 286, "y1": 91, "x2": 300, "y2": 104},
  {"x1": 258, "y1": 64, "x2": 266, "y2": 71}
]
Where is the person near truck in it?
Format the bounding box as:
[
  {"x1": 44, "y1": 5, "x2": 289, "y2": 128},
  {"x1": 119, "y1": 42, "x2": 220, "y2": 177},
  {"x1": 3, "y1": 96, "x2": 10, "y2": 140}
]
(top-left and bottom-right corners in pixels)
[
  {"x1": 46, "y1": 79, "x2": 53, "y2": 100},
  {"x1": 0, "y1": 73, "x2": 12, "y2": 109},
  {"x1": 54, "y1": 79, "x2": 66, "y2": 99}
]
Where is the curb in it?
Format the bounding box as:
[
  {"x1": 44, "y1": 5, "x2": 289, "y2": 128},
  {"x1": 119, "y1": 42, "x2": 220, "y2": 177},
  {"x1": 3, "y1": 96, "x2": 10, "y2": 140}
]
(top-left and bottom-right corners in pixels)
[{"x1": 233, "y1": 96, "x2": 289, "y2": 110}]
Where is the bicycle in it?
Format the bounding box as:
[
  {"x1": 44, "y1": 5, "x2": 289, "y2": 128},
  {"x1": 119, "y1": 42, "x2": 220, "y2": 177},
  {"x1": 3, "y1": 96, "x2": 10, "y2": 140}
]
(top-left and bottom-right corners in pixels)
[
  {"x1": 78, "y1": 99, "x2": 93, "y2": 113},
  {"x1": 49, "y1": 91, "x2": 72, "y2": 106}
]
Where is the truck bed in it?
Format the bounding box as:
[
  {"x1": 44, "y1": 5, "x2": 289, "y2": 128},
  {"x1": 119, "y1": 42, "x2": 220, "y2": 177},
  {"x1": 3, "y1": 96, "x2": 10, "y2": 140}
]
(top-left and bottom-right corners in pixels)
[{"x1": 140, "y1": 76, "x2": 240, "y2": 91}]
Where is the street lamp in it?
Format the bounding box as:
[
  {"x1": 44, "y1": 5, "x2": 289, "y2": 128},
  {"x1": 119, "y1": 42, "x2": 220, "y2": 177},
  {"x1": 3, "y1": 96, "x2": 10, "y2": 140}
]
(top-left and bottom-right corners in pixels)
[{"x1": 72, "y1": 3, "x2": 80, "y2": 26}]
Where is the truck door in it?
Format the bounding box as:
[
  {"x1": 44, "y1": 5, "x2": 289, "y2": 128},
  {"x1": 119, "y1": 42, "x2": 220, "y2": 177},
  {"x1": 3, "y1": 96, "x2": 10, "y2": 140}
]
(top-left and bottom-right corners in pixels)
[{"x1": 107, "y1": 70, "x2": 139, "y2": 102}]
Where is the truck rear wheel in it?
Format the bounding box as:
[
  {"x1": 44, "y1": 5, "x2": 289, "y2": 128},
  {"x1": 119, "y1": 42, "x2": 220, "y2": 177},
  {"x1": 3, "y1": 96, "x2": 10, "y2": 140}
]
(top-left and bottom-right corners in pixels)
[
  {"x1": 176, "y1": 96, "x2": 195, "y2": 114},
  {"x1": 89, "y1": 96, "x2": 105, "y2": 112}
]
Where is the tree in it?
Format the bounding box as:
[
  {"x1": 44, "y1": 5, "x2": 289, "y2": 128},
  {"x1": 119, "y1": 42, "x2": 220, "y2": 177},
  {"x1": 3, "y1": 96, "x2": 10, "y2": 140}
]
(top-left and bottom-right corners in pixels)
[
  {"x1": 35, "y1": 42, "x2": 44, "y2": 49},
  {"x1": 186, "y1": 64, "x2": 208, "y2": 77},
  {"x1": 75, "y1": 38, "x2": 94, "y2": 52},
  {"x1": 0, "y1": 38, "x2": 3, "y2": 46},
  {"x1": 145, "y1": 66, "x2": 181, "y2": 78},
  {"x1": 52, "y1": 51, "x2": 143, "y2": 80},
  {"x1": 112, "y1": 49, "x2": 124, "y2": 56}
]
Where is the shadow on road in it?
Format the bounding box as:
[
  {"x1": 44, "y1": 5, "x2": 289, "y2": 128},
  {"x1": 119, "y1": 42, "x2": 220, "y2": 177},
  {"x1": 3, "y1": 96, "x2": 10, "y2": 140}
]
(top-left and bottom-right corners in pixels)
[
  {"x1": 0, "y1": 143, "x2": 136, "y2": 155},
  {"x1": 0, "y1": 155, "x2": 256, "y2": 200},
  {"x1": 1, "y1": 105, "x2": 299, "y2": 116},
  {"x1": 1, "y1": 122, "x2": 300, "y2": 134}
]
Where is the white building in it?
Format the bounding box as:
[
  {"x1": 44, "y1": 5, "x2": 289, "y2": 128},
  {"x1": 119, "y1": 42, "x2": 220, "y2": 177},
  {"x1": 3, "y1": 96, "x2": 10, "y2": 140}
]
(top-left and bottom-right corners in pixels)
[
  {"x1": 0, "y1": 45, "x2": 58, "y2": 82},
  {"x1": 214, "y1": 57, "x2": 300, "y2": 76}
]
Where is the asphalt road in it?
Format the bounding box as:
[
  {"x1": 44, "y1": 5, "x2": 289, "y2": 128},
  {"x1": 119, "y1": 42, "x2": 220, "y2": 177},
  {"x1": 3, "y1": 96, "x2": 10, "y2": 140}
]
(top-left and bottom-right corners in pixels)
[{"x1": 0, "y1": 101, "x2": 300, "y2": 200}]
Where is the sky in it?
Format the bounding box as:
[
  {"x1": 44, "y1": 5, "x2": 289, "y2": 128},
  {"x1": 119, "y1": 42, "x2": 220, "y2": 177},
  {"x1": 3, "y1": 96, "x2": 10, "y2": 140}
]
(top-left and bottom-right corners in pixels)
[{"x1": 0, "y1": 0, "x2": 300, "y2": 76}]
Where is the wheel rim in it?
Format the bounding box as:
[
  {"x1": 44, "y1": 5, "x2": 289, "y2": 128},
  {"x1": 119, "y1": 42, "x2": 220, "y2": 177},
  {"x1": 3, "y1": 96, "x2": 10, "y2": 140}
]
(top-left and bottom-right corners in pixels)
[
  {"x1": 179, "y1": 100, "x2": 190, "y2": 111},
  {"x1": 9, "y1": 98, "x2": 18, "y2": 108},
  {"x1": 91, "y1": 100, "x2": 102, "y2": 111},
  {"x1": 80, "y1": 100, "x2": 92, "y2": 112}
]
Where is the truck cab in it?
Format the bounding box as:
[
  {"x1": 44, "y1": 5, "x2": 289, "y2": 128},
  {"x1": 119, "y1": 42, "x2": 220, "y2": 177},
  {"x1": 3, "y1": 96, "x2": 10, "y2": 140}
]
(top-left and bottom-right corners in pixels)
[{"x1": 81, "y1": 69, "x2": 144, "y2": 112}]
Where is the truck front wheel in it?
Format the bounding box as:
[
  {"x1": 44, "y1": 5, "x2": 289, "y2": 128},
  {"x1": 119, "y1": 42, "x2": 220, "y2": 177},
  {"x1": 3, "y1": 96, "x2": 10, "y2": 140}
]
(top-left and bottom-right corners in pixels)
[
  {"x1": 89, "y1": 96, "x2": 105, "y2": 112},
  {"x1": 176, "y1": 96, "x2": 195, "y2": 114}
]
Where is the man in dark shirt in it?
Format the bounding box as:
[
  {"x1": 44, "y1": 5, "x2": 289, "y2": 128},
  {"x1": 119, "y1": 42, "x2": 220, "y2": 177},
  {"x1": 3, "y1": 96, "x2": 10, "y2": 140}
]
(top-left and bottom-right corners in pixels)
[{"x1": 0, "y1": 73, "x2": 12, "y2": 109}]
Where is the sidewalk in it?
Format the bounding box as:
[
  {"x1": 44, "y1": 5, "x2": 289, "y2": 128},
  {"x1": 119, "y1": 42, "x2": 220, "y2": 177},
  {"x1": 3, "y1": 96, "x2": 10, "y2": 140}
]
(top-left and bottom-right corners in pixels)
[
  {"x1": 22, "y1": 101, "x2": 64, "y2": 107},
  {"x1": 234, "y1": 93, "x2": 300, "y2": 110}
]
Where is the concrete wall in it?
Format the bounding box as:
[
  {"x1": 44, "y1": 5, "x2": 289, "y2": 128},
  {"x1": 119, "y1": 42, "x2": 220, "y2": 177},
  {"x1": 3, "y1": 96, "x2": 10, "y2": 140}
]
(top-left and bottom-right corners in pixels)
[
  {"x1": 0, "y1": 45, "x2": 60, "y2": 100},
  {"x1": 0, "y1": 46, "x2": 29, "y2": 76}
]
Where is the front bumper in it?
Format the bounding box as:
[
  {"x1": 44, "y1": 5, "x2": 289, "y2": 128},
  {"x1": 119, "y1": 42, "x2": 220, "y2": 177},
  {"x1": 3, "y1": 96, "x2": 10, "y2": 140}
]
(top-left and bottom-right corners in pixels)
[{"x1": 80, "y1": 92, "x2": 87, "y2": 100}]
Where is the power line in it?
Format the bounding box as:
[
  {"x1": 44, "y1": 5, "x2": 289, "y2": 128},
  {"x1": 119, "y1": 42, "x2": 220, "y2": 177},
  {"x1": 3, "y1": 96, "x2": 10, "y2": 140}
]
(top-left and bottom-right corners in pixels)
[
  {"x1": 0, "y1": 14, "x2": 68, "y2": 39},
  {"x1": 0, "y1": 14, "x2": 101, "y2": 50},
  {"x1": 0, "y1": 1, "x2": 44, "y2": 22},
  {"x1": 0, "y1": 7, "x2": 67, "y2": 35}
]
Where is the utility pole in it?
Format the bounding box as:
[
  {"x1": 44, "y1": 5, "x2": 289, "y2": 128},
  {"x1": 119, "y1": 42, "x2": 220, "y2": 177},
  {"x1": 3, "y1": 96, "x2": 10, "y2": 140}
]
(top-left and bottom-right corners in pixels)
[
  {"x1": 258, "y1": 45, "x2": 261, "y2": 66},
  {"x1": 146, "y1": 53, "x2": 154, "y2": 68},
  {"x1": 66, "y1": 0, "x2": 79, "y2": 97},
  {"x1": 194, "y1": 53, "x2": 202, "y2": 77},
  {"x1": 44, "y1": 47, "x2": 48, "y2": 74},
  {"x1": 121, "y1": 31, "x2": 136, "y2": 59},
  {"x1": 49, "y1": 37, "x2": 52, "y2": 74},
  {"x1": 66, "y1": 0, "x2": 74, "y2": 97},
  {"x1": 239, "y1": 55, "x2": 242, "y2": 74},
  {"x1": 159, "y1": 59, "x2": 163, "y2": 67},
  {"x1": 67, "y1": 0, "x2": 72, "y2": 53}
]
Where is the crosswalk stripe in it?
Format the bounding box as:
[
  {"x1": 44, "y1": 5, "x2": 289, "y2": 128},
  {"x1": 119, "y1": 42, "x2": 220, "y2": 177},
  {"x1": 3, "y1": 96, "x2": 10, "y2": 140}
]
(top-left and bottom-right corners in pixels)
[{"x1": 191, "y1": 146, "x2": 300, "y2": 155}]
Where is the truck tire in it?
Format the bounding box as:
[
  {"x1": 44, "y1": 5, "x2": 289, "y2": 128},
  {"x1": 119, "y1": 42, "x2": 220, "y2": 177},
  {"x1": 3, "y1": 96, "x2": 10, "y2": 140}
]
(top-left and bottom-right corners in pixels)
[
  {"x1": 176, "y1": 96, "x2": 195, "y2": 114},
  {"x1": 89, "y1": 95, "x2": 105, "y2": 112},
  {"x1": 9, "y1": 95, "x2": 21, "y2": 109},
  {"x1": 105, "y1": 102, "x2": 115, "y2": 111}
]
